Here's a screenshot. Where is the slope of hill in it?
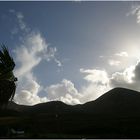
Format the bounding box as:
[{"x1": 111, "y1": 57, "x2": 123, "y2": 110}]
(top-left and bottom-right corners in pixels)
[
  {"x1": 6, "y1": 87, "x2": 140, "y2": 116},
  {"x1": 83, "y1": 87, "x2": 140, "y2": 116},
  {"x1": 2, "y1": 87, "x2": 140, "y2": 138}
]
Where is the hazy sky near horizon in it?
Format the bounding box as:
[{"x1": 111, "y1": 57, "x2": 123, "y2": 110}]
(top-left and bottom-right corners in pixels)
[{"x1": 1, "y1": 1, "x2": 140, "y2": 105}]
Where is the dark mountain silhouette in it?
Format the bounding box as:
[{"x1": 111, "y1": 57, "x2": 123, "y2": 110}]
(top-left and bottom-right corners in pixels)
[
  {"x1": 7, "y1": 87, "x2": 140, "y2": 116},
  {"x1": 2, "y1": 87, "x2": 140, "y2": 138},
  {"x1": 83, "y1": 87, "x2": 140, "y2": 116}
]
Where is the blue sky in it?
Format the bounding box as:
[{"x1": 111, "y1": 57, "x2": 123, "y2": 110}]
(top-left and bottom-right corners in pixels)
[{"x1": 1, "y1": 1, "x2": 140, "y2": 105}]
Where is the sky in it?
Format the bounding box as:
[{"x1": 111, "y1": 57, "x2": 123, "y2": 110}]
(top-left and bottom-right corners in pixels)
[{"x1": 1, "y1": 1, "x2": 140, "y2": 105}]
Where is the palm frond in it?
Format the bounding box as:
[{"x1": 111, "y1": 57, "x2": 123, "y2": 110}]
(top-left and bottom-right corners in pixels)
[
  {"x1": 0, "y1": 45, "x2": 15, "y2": 75},
  {"x1": 0, "y1": 45, "x2": 17, "y2": 109}
]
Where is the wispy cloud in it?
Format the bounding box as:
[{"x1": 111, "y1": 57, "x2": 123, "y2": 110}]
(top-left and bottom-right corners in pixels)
[
  {"x1": 80, "y1": 68, "x2": 109, "y2": 85},
  {"x1": 115, "y1": 51, "x2": 128, "y2": 57},
  {"x1": 14, "y1": 32, "x2": 49, "y2": 105},
  {"x1": 9, "y1": 9, "x2": 29, "y2": 33},
  {"x1": 8, "y1": 10, "x2": 62, "y2": 105},
  {"x1": 43, "y1": 47, "x2": 62, "y2": 67},
  {"x1": 127, "y1": 4, "x2": 140, "y2": 24},
  {"x1": 14, "y1": 31, "x2": 62, "y2": 105},
  {"x1": 108, "y1": 59, "x2": 121, "y2": 66},
  {"x1": 15, "y1": 32, "x2": 47, "y2": 77}
]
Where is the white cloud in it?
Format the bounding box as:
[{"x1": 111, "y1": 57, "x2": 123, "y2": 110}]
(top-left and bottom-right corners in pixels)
[
  {"x1": 14, "y1": 32, "x2": 62, "y2": 105},
  {"x1": 79, "y1": 68, "x2": 110, "y2": 103},
  {"x1": 99, "y1": 55, "x2": 104, "y2": 58},
  {"x1": 44, "y1": 74, "x2": 110, "y2": 105},
  {"x1": 14, "y1": 69, "x2": 48, "y2": 106},
  {"x1": 110, "y1": 66, "x2": 135, "y2": 86},
  {"x1": 15, "y1": 90, "x2": 48, "y2": 105},
  {"x1": 80, "y1": 60, "x2": 140, "y2": 103},
  {"x1": 43, "y1": 47, "x2": 62, "y2": 67},
  {"x1": 54, "y1": 58, "x2": 62, "y2": 67},
  {"x1": 45, "y1": 79, "x2": 81, "y2": 105},
  {"x1": 11, "y1": 11, "x2": 62, "y2": 105},
  {"x1": 9, "y1": 9, "x2": 29, "y2": 33},
  {"x1": 14, "y1": 78, "x2": 48, "y2": 105},
  {"x1": 16, "y1": 12, "x2": 29, "y2": 32},
  {"x1": 115, "y1": 52, "x2": 128, "y2": 57},
  {"x1": 26, "y1": 59, "x2": 140, "y2": 105},
  {"x1": 127, "y1": 4, "x2": 140, "y2": 24},
  {"x1": 44, "y1": 74, "x2": 109, "y2": 104},
  {"x1": 80, "y1": 68, "x2": 109, "y2": 85},
  {"x1": 79, "y1": 61, "x2": 140, "y2": 103},
  {"x1": 108, "y1": 59, "x2": 121, "y2": 66},
  {"x1": 109, "y1": 61, "x2": 140, "y2": 91},
  {"x1": 80, "y1": 83, "x2": 110, "y2": 103},
  {"x1": 14, "y1": 32, "x2": 47, "y2": 78},
  {"x1": 45, "y1": 69, "x2": 110, "y2": 104}
]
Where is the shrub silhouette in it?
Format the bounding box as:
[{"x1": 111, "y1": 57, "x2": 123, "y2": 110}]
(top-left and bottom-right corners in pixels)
[{"x1": 0, "y1": 45, "x2": 17, "y2": 109}]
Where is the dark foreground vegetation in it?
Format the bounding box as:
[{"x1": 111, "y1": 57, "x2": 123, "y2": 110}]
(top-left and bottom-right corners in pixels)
[{"x1": 1, "y1": 87, "x2": 140, "y2": 138}]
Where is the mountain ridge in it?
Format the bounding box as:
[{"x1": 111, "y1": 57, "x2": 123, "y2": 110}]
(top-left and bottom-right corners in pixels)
[
  {"x1": 2, "y1": 87, "x2": 140, "y2": 138},
  {"x1": 7, "y1": 87, "x2": 140, "y2": 116}
]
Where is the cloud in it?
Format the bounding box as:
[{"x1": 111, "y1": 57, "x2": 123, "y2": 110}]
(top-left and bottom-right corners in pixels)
[
  {"x1": 109, "y1": 61, "x2": 140, "y2": 91},
  {"x1": 108, "y1": 59, "x2": 121, "y2": 66},
  {"x1": 80, "y1": 60, "x2": 140, "y2": 103},
  {"x1": 15, "y1": 91, "x2": 48, "y2": 105},
  {"x1": 45, "y1": 72, "x2": 110, "y2": 105},
  {"x1": 80, "y1": 83, "x2": 110, "y2": 103},
  {"x1": 45, "y1": 79, "x2": 81, "y2": 105},
  {"x1": 15, "y1": 32, "x2": 47, "y2": 78},
  {"x1": 16, "y1": 12, "x2": 27, "y2": 31},
  {"x1": 110, "y1": 66, "x2": 135, "y2": 86},
  {"x1": 79, "y1": 61, "x2": 140, "y2": 103},
  {"x1": 14, "y1": 77, "x2": 48, "y2": 105},
  {"x1": 43, "y1": 47, "x2": 62, "y2": 67},
  {"x1": 34, "y1": 59, "x2": 140, "y2": 105},
  {"x1": 80, "y1": 69, "x2": 109, "y2": 85},
  {"x1": 14, "y1": 31, "x2": 62, "y2": 105},
  {"x1": 115, "y1": 52, "x2": 128, "y2": 57},
  {"x1": 127, "y1": 4, "x2": 140, "y2": 24},
  {"x1": 99, "y1": 52, "x2": 129, "y2": 68},
  {"x1": 79, "y1": 60, "x2": 140, "y2": 103},
  {"x1": 79, "y1": 69, "x2": 110, "y2": 102},
  {"x1": 45, "y1": 71, "x2": 111, "y2": 104},
  {"x1": 9, "y1": 9, "x2": 29, "y2": 33},
  {"x1": 11, "y1": 11, "x2": 62, "y2": 105}
]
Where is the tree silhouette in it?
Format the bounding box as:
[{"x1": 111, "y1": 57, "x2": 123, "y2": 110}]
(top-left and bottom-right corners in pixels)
[{"x1": 0, "y1": 45, "x2": 17, "y2": 109}]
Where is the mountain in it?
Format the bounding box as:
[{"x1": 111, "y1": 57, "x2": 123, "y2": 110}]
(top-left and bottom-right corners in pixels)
[
  {"x1": 7, "y1": 100, "x2": 82, "y2": 115},
  {"x1": 7, "y1": 87, "x2": 140, "y2": 116},
  {"x1": 2, "y1": 87, "x2": 140, "y2": 138},
  {"x1": 83, "y1": 87, "x2": 140, "y2": 116}
]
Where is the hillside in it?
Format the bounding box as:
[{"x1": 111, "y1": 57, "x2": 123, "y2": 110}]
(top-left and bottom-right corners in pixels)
[
  {"x1": 7, "y1": 87, "x2": 140, "y2": 116},
  {"x1": 1, "y1": 87, "x2": 140, "y2": 138},
  {"x1": 83, "y1": 87, "x2": 140, "y2": 116}
]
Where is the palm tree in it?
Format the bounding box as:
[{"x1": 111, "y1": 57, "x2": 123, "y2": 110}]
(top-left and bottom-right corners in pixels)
[{"x1": 0, "y1": 45, "x2": 17, "y2": 109}]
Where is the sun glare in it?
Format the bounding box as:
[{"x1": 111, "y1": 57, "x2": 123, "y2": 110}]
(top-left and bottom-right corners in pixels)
[{"x1": 123, "y1": 41, "x2": 140, "y2": 59}]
